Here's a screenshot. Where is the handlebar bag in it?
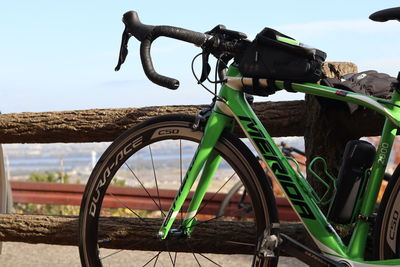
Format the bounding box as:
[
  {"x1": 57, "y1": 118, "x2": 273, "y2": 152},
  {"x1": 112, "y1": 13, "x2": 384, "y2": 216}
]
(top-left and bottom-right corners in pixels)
[{"x1": 237, "y1": 28, "x2": 327, "y2": 95}]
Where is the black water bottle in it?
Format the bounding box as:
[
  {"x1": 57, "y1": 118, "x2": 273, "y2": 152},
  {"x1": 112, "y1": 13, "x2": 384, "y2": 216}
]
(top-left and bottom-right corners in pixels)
[{"x1": 327, "y1": 140, "x2": 376, "y2": 224}]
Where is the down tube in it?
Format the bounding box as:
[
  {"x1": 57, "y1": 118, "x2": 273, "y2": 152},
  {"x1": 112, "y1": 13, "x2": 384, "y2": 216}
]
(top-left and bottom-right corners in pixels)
[{"x1": 221, "y1": 86, "x2": 347, "y2": 256}]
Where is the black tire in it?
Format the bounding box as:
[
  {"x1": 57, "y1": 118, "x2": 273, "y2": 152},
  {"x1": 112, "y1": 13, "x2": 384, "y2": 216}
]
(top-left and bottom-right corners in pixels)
[
  {"x1": 79, "y1": 114, "x2": 279, "y2": 267},
  {"x1": 374, "y1": 164, "x2": 400, "y2": 259}
]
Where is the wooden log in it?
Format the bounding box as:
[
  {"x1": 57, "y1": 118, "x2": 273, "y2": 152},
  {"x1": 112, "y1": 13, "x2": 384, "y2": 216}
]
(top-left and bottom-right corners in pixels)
[
  {"x1": 321, "y1": 62, "x2": 358, "y2": 79},
  {"x1": 0, "y1": 214, "x2": 314, "y2": 254},
  {"x1": 0, "y1": 62, "x2": 385, "y2": 144},
  {"x1": 0, "y1": 101, "x2": 384, "y2": 144},
  {"x1": 0, "y1": 101, "x2": 304, "y2": 143}
]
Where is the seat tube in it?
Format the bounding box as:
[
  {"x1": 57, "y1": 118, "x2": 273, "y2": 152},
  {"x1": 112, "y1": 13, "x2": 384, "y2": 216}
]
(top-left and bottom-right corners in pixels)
[
  {"x1": 347, "y1": 90, "x2": 400, "y2": 259},
  {"x1": 158, "y1": 111, "x2": 233, "y2": 239}
]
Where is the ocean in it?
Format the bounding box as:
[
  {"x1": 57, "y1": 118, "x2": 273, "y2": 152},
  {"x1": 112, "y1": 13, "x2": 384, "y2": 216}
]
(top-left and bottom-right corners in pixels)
[{"x1": 2, "y1": 137, "x2": 305, "y2": 183}]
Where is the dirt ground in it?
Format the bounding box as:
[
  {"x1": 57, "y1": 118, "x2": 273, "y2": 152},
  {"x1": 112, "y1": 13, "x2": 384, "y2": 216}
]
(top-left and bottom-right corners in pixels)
[{"x1": 0, "y1": 242, "x2": 307, "y2": 266}]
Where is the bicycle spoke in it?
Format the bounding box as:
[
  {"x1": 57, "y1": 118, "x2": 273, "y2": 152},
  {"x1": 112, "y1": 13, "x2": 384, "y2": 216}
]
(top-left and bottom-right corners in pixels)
[
  {"x1": 185, "y1": 241, "x2": 201, "y2": 267},
  {"x1": 197, "y1": 172, "x2": 237, "y2": 213},
  {"x1": 106, "y1": 191, "x2": 148, "y2": 224},
  {"x1": 184, "y1": 172, "x2": 237, "y2": 226},
  {"x1": 152, "y1": 252, "x2": 160, "y2": 267},
  {"x1": 99, "y1": 237, "x2": 150, "y2": 261},
  {"x1": 187, "y1": 203, "x2": 253, "y2": 230},
  {"x1": 224, "y1": 240, "x2": 256, "y2": 247},
  {"x1": 143, "y1": 251, "x2": 163, "y2": 267},
  {"x1": 192, "y1": 253, "x2": 202, "y2": 267},
  {"x1": 99, "y1": 249, "x2": 126, "y2": 261},
  {"x1": 165, "y1": 242, "x2": 176, "y2": 267},
  {"x1": 167, "y1": 251, "x2": 175, "y2": 267},
  {"x1": 185, "y1": 240, "x2": 222, "y2": 267},
  {"x1": 173, "y1": 252, "x2": 177, "y2": 266},
  {"x1": 149, "y1": 145, "x2": 163, "y2": 218},
  {"x1": 125, "y1": 163, "x2": 166, "y2": 217},
  {"x1": 198, "y1": 253, "x2": 222, "y2": 267}
]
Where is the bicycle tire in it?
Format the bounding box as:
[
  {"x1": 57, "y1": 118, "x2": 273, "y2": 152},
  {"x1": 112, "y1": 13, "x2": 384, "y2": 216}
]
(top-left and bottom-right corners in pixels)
[
  {"x1": 374, "y1": 164, "x2": 400, "y2": 259},
  {"x1": 79, "y1": 114, "x2": 279, "y2": 267}
]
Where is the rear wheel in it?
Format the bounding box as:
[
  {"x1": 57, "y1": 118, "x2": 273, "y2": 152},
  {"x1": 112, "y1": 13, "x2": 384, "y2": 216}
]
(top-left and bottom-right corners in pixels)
[
  {"x1": 374, "y1": 164, "x2": 400, "y2": 259},
  {"x1": 79, "y1": 114, "x2": 279, "y2": 267},
  {"x1": 216, "y1": 181, "x2": 253, "y2": 219}
]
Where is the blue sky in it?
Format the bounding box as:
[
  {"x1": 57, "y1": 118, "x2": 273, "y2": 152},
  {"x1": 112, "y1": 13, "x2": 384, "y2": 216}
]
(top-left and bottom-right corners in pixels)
[{"x1": 1, "y1": 1, "x2": 400, "y2": 113}]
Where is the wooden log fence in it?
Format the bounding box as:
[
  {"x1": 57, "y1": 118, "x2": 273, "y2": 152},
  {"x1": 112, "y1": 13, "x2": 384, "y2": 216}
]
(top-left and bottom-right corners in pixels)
[
  {"x1": 0, "y1": 100, "x2": 384, "y2": 144},
  {"x1": 0, "y1": 214, "x2": 313, "y2": 253},
  {"x1": 0, "y1": 62, "x2": 376, "y2": 255}
]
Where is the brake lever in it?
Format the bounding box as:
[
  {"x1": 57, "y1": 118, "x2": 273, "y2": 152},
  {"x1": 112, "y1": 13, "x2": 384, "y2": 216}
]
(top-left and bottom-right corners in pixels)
[
  {"x1": 218, "y1": 54, "x2": 232, "y2": 73},
  {"x1": 115, "y1": 29, "x2": 131, "y2": 71},
  {"x1": 199, "y1": 52, "x2": 211, "y2": 83}
]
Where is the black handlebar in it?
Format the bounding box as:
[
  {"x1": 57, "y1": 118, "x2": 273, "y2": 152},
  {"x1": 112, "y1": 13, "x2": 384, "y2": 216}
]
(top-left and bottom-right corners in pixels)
[
  {"x1": 139, "y1": 25, "x2": 209, "y2": 89},
  {"x1": 369, "y1": 7, "x2": 400, "y2": 22},
  {"x1": 122, "y1": 11, "x2": 155, "y2": 42},
  {"x1": 114, "y1": 11, "x2": 154, "y2": 72},
  {"x1": 116, "y1": 11, "x2": 209, "y2": 89},
  {"x1": 115, "y1": 11, "x2": 248, "y2": 90}
]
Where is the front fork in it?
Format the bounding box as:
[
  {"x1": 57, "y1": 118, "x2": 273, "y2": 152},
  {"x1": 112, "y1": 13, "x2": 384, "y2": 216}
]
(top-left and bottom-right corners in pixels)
[{"x1": 158, "y1": 110, "x2": 233, "y2": 239}]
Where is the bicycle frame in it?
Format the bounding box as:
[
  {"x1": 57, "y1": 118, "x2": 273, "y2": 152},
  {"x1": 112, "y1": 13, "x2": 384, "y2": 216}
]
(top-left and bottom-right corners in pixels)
[{"x1": 158, "y1": 66, "x2": 400, "y2": 265}]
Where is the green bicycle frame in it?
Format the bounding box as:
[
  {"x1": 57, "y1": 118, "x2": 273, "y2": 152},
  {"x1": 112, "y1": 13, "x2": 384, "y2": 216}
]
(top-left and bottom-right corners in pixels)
[{"x1": 158, "y1": 66, "x2": 400, "y2": 265}]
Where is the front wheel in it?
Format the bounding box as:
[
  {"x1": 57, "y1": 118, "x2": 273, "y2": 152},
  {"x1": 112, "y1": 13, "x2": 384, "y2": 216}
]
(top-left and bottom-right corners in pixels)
[{"x1": 79, "y1": 114, "x2": 278, "y2": 267}]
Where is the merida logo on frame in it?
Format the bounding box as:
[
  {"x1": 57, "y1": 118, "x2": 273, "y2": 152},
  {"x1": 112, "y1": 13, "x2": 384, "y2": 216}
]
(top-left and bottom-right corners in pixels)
[{"x1": 238, "y1": 116, "x2": 316, "y2": 220}]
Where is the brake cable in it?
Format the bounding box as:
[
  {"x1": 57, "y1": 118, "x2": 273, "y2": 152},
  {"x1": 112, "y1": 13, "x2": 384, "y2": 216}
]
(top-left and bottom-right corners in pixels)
[{"x1": 191, "y1": 52, "x2": 226, "y2": 102}]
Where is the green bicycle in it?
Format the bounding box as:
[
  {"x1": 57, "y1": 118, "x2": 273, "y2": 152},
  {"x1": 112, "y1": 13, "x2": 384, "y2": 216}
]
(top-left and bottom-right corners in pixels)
[{"x1": 79, "y1": 7, "x2": 400, "y2": 267}]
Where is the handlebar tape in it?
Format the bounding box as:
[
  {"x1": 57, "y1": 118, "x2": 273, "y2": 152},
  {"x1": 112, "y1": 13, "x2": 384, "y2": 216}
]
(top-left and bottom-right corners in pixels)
[
  {"x1": 123, "y1": 11, "x2": 208, "y2": 89},
  {"x1": 140, "y1": 26, "x2": 208, "y2": 89},
  {"x1": 369, "y1": 7, "x2": 400, "y2": 22},
  {"x1": 140, "y1": 39, "x2": 180, "y2": 89},
  {"x1": 122, "y1": 11, "x2": 155, "y2": 42}
]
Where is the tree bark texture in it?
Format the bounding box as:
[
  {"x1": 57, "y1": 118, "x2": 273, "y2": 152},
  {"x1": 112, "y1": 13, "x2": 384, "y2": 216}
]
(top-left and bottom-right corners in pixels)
[
  {"x1": 0, "y1": 214, "x2": 313, "y2": 254},
  {"x1": 305, "y1": 62, "x2": 360, "y2": 210},
  {"x1": 0, "y1": 102, "x2": 384, "y2": 144},
  {"x1": 0, "y1": 102, "x2": 306, "y2": 143}
]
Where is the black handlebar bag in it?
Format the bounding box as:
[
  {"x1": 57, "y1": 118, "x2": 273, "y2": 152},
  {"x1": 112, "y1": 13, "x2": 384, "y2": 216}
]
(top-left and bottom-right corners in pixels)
[{"x1": 237, "y1": 28, "x2": 327, "y2": 96}]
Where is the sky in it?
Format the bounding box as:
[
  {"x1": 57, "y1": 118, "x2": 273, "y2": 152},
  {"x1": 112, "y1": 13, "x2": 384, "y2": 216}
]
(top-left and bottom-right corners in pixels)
[{"x1": 1, "y1": 1, "x2": 400, "y2": 113}]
